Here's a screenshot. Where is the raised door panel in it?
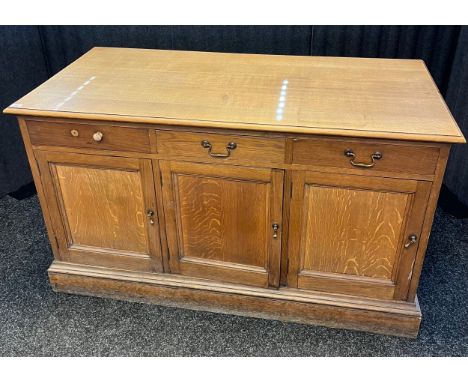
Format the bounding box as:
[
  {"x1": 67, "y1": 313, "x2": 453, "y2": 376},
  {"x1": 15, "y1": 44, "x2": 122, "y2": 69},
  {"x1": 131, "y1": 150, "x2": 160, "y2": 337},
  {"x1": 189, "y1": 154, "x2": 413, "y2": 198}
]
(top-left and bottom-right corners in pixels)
[
  {"x1": 160, "y1": 161, "x2": 283, "y2": 288},
  {"x1": 288, "y1": 171, "x2": 431, "y2": 300},
  {"x1": 302, "y1": 186, "x2": 408, "y2": 279},
  {"x1": 36, "y1": 151, "x2": 163, "y2": 272}
]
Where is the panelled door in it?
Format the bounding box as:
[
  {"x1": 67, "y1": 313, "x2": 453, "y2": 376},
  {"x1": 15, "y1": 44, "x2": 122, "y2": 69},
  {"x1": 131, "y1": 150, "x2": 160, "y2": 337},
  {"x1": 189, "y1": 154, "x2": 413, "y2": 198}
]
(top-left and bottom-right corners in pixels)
[
  {"x1": 160, "y1": 161, "x2": 284, "y2": 288},
  {"x1": 287, "y1": 171, "x2": 431, "y2": 300},
  {"x1": 36, "y1": 151, "x2": 163, "y2": 272}
]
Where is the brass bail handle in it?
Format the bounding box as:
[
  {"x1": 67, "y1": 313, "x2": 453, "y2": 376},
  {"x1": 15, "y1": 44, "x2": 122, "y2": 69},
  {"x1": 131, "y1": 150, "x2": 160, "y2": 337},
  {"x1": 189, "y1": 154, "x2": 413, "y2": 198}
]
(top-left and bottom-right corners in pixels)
[
  {"x1": 201, "y1": 140, "x2": 237, "y2": 158},
  {"x1": 344, "y1": 149, "x2": 382, "y2": 168},
  {"x1": 404, "y1": 234, "x2": 418, "y2": 248}
]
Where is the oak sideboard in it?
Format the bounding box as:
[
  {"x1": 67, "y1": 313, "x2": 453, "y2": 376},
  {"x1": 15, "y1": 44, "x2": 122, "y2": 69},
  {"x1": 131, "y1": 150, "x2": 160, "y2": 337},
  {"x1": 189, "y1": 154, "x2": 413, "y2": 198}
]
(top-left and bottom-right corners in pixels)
[{"x1": 4, "y1": 47, "x2": 465, "y2": 337}]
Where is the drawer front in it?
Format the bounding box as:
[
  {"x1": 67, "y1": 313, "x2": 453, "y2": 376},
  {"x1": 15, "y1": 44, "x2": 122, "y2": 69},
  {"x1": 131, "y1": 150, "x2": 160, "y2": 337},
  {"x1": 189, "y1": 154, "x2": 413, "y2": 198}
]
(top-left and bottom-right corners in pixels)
[
  {"x1": 156, "y1": 130, "x2": 286, "y2": 166},
  {"x1": 292, "y1": 137, "x2": 440, "y2": 176},
  {"x1": 28, "y1": 120, "x2": 151, "y2": 153}
]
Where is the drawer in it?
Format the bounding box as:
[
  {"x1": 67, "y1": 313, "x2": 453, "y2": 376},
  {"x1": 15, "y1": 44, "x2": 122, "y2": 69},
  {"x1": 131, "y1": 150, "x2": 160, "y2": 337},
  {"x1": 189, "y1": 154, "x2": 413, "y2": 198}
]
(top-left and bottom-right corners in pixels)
[
  {"x1": 291, "y1": 137, "x2": 440, "y2": 176},
  {"x1": 156, "y1": 130, "x2": 286, "y2": 166},
  {"x1": 27, "y1": 120, "x2": 151, "y2": 153}
]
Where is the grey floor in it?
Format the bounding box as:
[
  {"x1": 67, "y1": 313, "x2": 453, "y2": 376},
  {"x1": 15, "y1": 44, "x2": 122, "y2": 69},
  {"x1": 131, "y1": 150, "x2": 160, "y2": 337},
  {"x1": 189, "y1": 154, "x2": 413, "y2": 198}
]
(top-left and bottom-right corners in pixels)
[{"x1": 0, "y1": 194, "x2": 467, "y2": 356}]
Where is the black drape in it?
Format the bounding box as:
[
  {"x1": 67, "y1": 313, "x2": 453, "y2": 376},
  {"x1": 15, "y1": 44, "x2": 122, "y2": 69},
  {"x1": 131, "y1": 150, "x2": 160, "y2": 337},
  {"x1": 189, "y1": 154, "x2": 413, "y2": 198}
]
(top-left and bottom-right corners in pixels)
[
  {"x1": 1, "y1": 26, "x2": 467, "y2": 206},
  {"x1": 0, "y1": 26, "x2": 49, "y2": 197}
]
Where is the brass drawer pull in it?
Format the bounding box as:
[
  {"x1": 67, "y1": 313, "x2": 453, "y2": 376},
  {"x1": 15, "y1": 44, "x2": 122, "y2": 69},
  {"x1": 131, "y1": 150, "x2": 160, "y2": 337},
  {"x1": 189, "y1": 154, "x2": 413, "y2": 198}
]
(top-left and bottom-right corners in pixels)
[
  {"x1": 201, "y1": 140, "x2": 237, "y2": 158},
  {"x1": 404, "y1": 234, "x2": 418, "y2": 248},
  {"x1": 344, "y1": 149, "x2": 382, "y2": 168},
  {"x1": 93, "y1": 131, "x2": 104, "y2": 142}
]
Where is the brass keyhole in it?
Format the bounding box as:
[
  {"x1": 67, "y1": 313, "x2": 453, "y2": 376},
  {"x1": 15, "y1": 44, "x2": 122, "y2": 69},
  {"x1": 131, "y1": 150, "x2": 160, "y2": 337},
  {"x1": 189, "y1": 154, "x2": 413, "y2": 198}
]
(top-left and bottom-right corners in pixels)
[
  {"x1": 146, "y1": 209, "x2": 155, "y2": 225},
  {"x1": 272, "y1": 223, "x2": 280, "y2": 239},
  {"x1": 404, "y1": 234, "x2": 418, "y2": 248}
]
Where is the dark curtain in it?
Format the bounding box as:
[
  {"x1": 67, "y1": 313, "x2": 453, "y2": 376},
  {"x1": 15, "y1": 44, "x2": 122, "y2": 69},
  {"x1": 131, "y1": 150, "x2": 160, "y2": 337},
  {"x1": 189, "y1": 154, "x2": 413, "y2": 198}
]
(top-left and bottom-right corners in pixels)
[
  {"x1": 1, "y1": 26, "x2": 467, "y2": 206},
  {"x1": 443, "y1": 27, "x2": 468, "y2": 207},
  {"x1": 0, "y1": 26, "x2": 49, "y2": 197}
]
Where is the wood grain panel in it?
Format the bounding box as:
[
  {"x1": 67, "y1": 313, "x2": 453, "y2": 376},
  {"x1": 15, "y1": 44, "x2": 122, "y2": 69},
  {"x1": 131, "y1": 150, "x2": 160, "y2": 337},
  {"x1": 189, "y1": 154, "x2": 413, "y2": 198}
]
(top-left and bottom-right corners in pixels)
[
  {"x1": 5, "y1": 47, "x2": 464, "y2": 143},
  {"x1": 301, "y1": 185, "x2": 409, "y2": 279},
  {"x1": 297, "y1": 271, "x2": 395, "y2": 300},
  {"x1": 67, "y1": 246, "x2": 154, "y2": 273},
  {"x1": 292, "y1": 137, "x2": 440, "y2": 176},
  {"x1": 35, "y1": 151, "x2": 164, "y2": 272},
  {"x1": 161, "y1": 161, "x2": 283, "y2": 288},
  {"x1": 287, "y1": 171, "x2": 430, "y2": 300},
  {"x1": 54, "y1": 164, "x2": 149, "y2": 253},
  {"x1": 176, "y1": 174, "x2": 269, "y2": 267},
  {"x1": 156, "y1": 130, "x2": 285, "y2": 166},
  {"x1": 179, "y1": 258, "x2": 269, "y2": 288}
]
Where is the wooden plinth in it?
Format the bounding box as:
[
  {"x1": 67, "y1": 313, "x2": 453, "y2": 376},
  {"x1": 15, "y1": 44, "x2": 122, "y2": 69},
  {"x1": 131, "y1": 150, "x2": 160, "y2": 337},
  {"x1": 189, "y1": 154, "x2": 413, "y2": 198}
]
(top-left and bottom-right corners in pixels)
[{"x1": 49, "y1": 261, "x2": 421, "y2": 338}]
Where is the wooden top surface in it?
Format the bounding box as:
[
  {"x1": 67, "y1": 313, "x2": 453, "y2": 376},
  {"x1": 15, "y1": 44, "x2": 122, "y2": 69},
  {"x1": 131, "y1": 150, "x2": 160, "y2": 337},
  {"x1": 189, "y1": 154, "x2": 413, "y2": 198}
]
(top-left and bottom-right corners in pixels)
[{"x1": 4, "y1": 47, "x2": 465, "y2": 143}]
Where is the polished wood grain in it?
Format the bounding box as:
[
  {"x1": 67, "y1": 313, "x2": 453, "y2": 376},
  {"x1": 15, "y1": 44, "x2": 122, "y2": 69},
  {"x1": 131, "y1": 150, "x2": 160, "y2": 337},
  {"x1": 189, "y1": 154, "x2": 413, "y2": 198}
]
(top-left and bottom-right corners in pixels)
[
  {"x1": 4, "y1": 47, "x2": 464, "y2": 144},
  {"x1": 292, "y1": 137, "x2": 440, "y2": 176},
  {"x1": 156, "y1": 130, "x2": 286, "y2": 166},
  {"x1": 27, "y1": 119, "x2": 151, "y2": 152},
  {"x1": 54, "y1": 165, "x2": 148, "y2": 252},
  {"x1": 302, "y1": 186, "x2": 409, "y2": 279},
  {"x1": 36, "y1": 151, "x2": 163, "y2": 272},
  {"x1": 160, "y1": 161, "x2": 283, "y2": 288},
  {"x1": 176, "y1": 175, "x2": 268, "y2": 267},
  {"x1": 288, "y1": 171, "x2": 431, "y2": 300}
]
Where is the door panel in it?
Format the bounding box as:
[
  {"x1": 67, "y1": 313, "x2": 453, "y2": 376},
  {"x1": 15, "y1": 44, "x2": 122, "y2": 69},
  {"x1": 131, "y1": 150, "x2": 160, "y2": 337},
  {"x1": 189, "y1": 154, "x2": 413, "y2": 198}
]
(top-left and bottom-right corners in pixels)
[
  {"x1": 160, "y1": 161, "x2": 284, "y2": 288},
  {"x1": 54, "y1": 165, "x2": 149, "y2": 253},
  {"x1": 36, "y1": 151, "x2": 163, "y2": 272},
  {"x1": 288, "y1": 171, "x2": 431, "y2": 300},
  {"x1": 302, "y1": 185, "x2": 408, "y2": 280},
  {"x1": 176, "y1": 173, "x2": 269, "y2": 267}
]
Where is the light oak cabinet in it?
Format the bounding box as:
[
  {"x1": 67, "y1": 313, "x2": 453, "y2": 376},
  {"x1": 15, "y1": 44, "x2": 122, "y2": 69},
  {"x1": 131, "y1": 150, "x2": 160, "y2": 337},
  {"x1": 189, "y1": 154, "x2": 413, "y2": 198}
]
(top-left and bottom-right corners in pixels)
[{"x1": 4, "y1": 48, "x2": 465, "y2": 337}]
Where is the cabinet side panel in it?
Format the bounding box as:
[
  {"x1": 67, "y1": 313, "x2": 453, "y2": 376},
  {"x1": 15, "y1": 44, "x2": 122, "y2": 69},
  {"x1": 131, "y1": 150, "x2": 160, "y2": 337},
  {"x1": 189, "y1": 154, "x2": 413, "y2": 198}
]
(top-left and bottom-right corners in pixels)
[
  {"x1": 407, "y1": 144, "x2": 451, "y2": 301},
  {"x1": 18, "y1": 118, "x2": 61, "y2": 259}
]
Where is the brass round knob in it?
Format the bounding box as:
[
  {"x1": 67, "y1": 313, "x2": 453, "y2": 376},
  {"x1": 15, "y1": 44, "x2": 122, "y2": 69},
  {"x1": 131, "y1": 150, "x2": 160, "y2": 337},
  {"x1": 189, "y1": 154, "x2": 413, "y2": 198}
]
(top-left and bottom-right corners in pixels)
[
  {"x1": 70, "y1": 129, "x2": 79, "y2": 137},
  {"x1": 92, "y1": 131, "x2": 103, "y2": 142}
]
